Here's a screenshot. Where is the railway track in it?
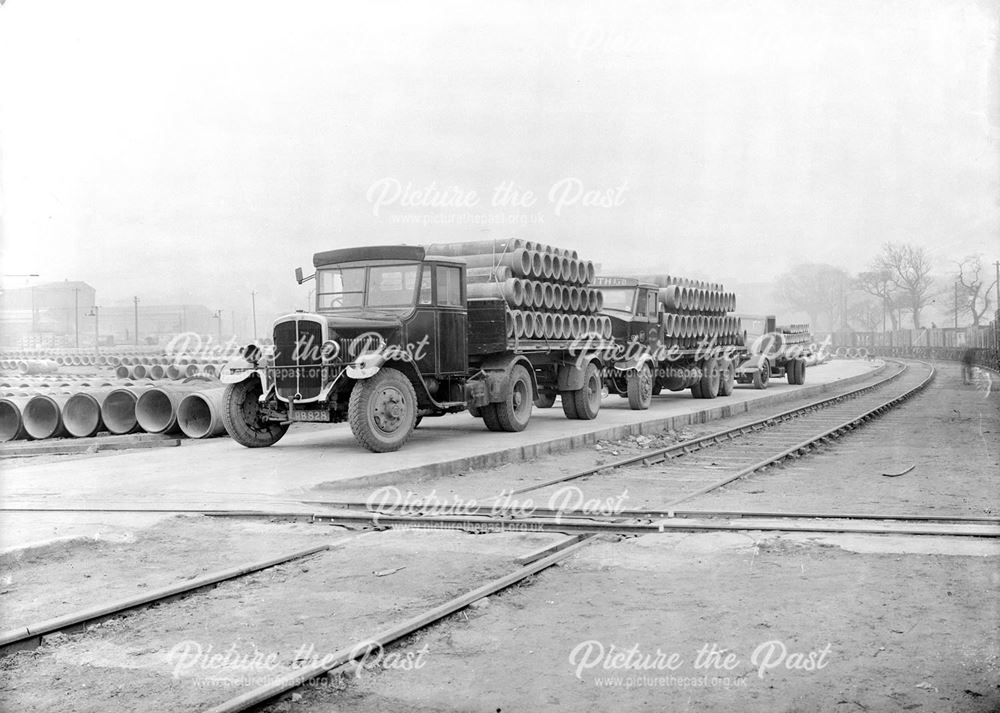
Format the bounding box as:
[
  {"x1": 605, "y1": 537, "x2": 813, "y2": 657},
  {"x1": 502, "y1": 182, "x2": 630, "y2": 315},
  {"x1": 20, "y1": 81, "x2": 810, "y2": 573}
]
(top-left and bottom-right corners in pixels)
[{"x1": 4, "y1": 359, "x2": 987, "y2": 713}]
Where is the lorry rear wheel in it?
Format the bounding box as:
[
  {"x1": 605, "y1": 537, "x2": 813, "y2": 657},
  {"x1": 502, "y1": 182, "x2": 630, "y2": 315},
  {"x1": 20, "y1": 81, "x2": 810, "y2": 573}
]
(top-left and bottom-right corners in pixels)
[
  {"x1": 718, "y1": 358, "x2": 736, "y2": 396},
  {"x1": 534, "y1": 392, "x2": 556, "y2": 409},
  {"x1": 797, "y1": 360, "x2": 807, "y2": 385},
  {"x1": 570, "y1": 362, "x2": 602, "y2": 420},
  {"x1": 493, "y1": 365, "x2": 533, "y2": 431},
  {"x1": 481, "y1": 404, "x2": 504, "y2": 431},
  {"x1": 752, "y1": 361, "x2": 770, "y2": 390},
  {"x1": 626, "y1": 363, "x2": 653, "y2": 410},
  {"x1": 348, "y1": 368, "x2": 417, "y2": 452},
  {"x1": 222, "y1": 379, "x2": 289, "y2": 448},
  {"x1": 697, "y1": 357, "x2": 721, "y2": 399},
  {"x1": 560, "y1": 391, "x2": 579, "y2": 419}
]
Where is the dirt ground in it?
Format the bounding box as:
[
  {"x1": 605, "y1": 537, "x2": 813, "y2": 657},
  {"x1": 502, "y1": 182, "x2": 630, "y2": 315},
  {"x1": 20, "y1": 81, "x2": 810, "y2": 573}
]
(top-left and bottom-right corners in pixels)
[{"x1": 0, "y1": 361, "x2": 996, "y2": 712}]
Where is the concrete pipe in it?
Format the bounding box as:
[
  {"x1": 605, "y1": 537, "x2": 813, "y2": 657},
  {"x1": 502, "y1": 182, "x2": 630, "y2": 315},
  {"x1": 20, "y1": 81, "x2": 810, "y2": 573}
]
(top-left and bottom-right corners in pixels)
[
  {"x1": 518, "y1": 312, "x2": 533, "y2": 339},
  {"x1": 115, "y1": 365, "x2": 131, "y2": 379},
  {"x1": 132, "y1": 364, "x2": 148, "y2": 379},
  {"x1": 559, "y1": 256, "x2": 572, "y2": 282},
  {"x1": 543, "y1": 313, "x2": 556, "y2": 339},
  {"x1": 512, "y1": 311, "x2": 526, "y2": 338},
  {"x1": 202, "y1": 364, "x2": 218, "y2": 378},
  {"x1": 467, "y1": 278, "x2": 527, "y2": 308},
  {"x1": 136, "y1": 385, "x2": 209, "y2": 435},
  {"x1": 531, "y1": 281, "x2": 544, "y2": 310},
  {"x1": 149, "y1": 364, "x2": 166, "y2": 380},
  {"x1": 565, "y1": 259, "x2": 578, "y2": 285},
  {"x1": 538, "y1": 243, "x2": 553, "y2": 254},
  {"x1": 176, "y1": 387, "x2": 228, "y2": 439},
  {"x1": 0, "y1": 396, "x2": 30, "y2": 441},
  {"x1": 505, "y1": 310, "x2": 514, "y2": 339},
  {"x1": 541, "y1": 252, "x2": 554, "y2": 280},
  {"x1": 658, "y1": 286, "x2": 682, "y2": 311},
  {"x1": 424, "y1": 239, "x2": 527, "y2": 256},
  {"x1": 62, "y1": 390, "x2": 115, "y2": 438},
  {"x1": 467, "y1": 266, "x2": 514, "y2": 283},
  {"x1": 460, "y1": 248, "x2": 534, "y2": 278},
  {"x1": 18, "y1": 359, "x2": 60, "y2": 375},
  {"x1": 100, "y1": 386, "x2": 154, "y2": 434},
  {"x1": 542, "y1": 282, "x2": 555, "y2": 310},
  {"x1": 23, "y1": 394, "x2": 70, "y2": 439},
  {"x1": 568, "y1": 286, "x2": 581, "y2": 312}
]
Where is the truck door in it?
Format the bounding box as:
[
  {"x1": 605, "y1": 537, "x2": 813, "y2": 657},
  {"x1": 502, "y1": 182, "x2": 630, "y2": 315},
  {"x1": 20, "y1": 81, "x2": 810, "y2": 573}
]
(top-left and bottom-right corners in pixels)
[
  {"x1": 435, "y1": 264, "x2": 467, "y2": 374},
  {"x1": 409, "y1": 266, "x2": 438, "y2": 374}
]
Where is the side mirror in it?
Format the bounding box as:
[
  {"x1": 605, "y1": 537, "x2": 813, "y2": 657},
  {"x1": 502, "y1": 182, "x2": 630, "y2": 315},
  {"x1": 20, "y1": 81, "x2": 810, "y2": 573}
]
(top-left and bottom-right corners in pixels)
[{"x1": 294, "y1": 267, "x2": 304, "y2": 284}]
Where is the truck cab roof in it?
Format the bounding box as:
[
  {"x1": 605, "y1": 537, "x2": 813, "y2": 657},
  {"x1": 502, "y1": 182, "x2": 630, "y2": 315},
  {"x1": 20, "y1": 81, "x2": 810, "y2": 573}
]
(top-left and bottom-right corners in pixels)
[{"x1": 313, "y1": 245, "x2": 467, "y2": 268}]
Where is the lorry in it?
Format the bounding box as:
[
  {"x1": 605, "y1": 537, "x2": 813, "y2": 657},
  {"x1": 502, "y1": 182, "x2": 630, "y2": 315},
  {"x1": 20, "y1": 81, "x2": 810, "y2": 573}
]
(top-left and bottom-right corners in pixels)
[
  {"x1": 733, "y1": 315, "x2": 811, "y2": 389},
  {"x1": 593, "y1": 276, "x2": 746, "y2": 407},
  {"x1": 220, "y1": 245, "x2": 615, "y2": 452}
]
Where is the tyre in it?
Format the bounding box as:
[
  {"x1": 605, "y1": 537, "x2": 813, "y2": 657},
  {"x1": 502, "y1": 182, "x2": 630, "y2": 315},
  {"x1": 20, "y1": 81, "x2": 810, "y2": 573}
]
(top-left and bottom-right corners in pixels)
[
  {"x1": 481, "y1": 403, "x2": 504, "y2": 431},
  {"x1": 690, "y1": 381, "x2": 703, "y2": 399},
  {"x1": 414, "y1": 415, "x2": 424, "y2": 428},
  {"x1": 493, "y1": 365, "x2": 533, "y2": 431},
  {"x1": 570, "y1": 362, "x2": 602, "y2": 420},
  {"x1": 697, "y1": 357, "x2": 721, "y2": 399},
  {"x1": 718, "y1": 358, "x2": 736, "y2": 396},
  {"x1": 534, "y1": 391, "x2": 556, "y2": 409},
  {"x1": 348, "y1": 368, "x2": 417, "y2": 452},
  {"x1": 560, "y1": 391, "x2": 579, "y2": 419},
  {"x1": 751, "y1": 360, "x2": 770, "y2": 390},
  {"x1": 626, "y1": 363, "x2": 653, "y2": 410},
  {"x1": 651, "y1": 381, "x2": 662, "y2": 396},
  {"x1": 797, "y1": 360, "x2": 807, "y2": 385},
  {"x1": 786, "y1": 361, "x2": 797, "y2": 385},
  {"x1": 222, "y1": 378, "x2": 289, "y2": 448}
]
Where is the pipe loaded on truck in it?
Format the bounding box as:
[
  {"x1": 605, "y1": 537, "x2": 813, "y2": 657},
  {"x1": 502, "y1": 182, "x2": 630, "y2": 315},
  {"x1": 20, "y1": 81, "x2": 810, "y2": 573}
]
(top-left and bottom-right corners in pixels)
[
  {"x1": 220, "y1": 241, "x2": 616, "y2": 452},
  {"x1": 594, "y1": 276, "x2": 746, "y2": 407}
]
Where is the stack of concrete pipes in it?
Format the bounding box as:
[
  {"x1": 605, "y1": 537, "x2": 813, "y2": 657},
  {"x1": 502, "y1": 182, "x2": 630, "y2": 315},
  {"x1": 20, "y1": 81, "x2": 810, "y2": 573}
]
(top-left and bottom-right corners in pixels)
[
  {"x1": 0, "y1": 377, "x2": 229, "y2": 443},
  {"x1": 776, "y1": 324, "x2": 812, "y2": 346},
  {"x1": 425, "y1": 238, "x2": 612, "y2": 340},
  {"x1": 645, "y1": 275, "x2": 742, "y2": 348},
  {"x1": 111, "y1": 359, "x2": 227, "y2": 380}
]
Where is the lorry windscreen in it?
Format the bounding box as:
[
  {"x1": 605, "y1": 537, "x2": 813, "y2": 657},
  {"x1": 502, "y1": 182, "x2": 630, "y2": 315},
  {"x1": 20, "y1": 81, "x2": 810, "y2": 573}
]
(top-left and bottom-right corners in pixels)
[
  {"x1": 599, "y1": 287, "x2": 635, "y2": 313},
  {"x1": 317, "y1": 264, "x2": 420, "y2": 310}
]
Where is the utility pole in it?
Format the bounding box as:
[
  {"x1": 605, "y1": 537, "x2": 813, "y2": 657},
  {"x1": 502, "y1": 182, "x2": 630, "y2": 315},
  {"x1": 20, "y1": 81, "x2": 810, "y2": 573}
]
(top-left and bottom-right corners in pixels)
[
  {"x1": 133, "y1": 296, "x2": 140, "y2": 345},
  {"x1": 251, "y1": 291, "x2": 258, "y2": 341},
  {"x1": 74, "y1": 287, "x2": 80, "y2": 348},
  {"x1": 994, "y1": 261, "x2": 999, "y2": 360},
  {"x1": 88, "y1": 306, "x2": 100, "y2": 353}
]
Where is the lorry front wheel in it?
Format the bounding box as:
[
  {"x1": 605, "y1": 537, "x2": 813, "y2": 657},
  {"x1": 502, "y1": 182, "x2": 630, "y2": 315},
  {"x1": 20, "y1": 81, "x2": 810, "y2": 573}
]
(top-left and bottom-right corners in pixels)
[
  {"x1": 626, "y1": 363, "x2": 653, "y2": 410},
  {"x1": 222, "y1": 379, "x2": 289, "y2": 448},
  {"x1": 348, "y1": 368, "x2": 417, "y2": 452}
]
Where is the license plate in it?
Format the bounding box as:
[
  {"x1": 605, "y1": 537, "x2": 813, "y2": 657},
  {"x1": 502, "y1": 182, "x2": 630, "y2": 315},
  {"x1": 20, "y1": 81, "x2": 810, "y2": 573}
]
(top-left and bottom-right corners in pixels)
[{"x1": 291, "y1": 410, "x2": 330, "y2": 422}]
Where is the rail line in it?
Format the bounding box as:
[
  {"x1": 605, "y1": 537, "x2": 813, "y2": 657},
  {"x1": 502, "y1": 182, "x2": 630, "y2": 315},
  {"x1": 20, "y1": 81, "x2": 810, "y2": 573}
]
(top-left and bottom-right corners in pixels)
[
  {"x1": 492, "y1": 358, "x2": 918, "y2": 499},
  {"x1": 2, "y1": 359, "x2": 972, "y2": 713}
]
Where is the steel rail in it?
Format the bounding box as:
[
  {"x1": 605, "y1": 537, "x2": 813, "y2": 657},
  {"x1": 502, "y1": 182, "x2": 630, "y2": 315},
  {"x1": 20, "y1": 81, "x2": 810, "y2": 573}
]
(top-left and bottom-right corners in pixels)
[
  {"x1": 661, "y1": 361, "x2": 935, "y2": 508},
  {"x1": 0, "y1": 540, "x2": 358, "y2": 655},
  {"x1": 298, "y1": 510, "x2": 999, "y2": 538},
  {"x1": 202, "y1": 536, "x2": 597, "y2": 713},
  {"x1": 299, "y1": 500, "x2": 1000, "y2": 525},
  {"x1": 497, "y1": 359, "x2": 910, "y2": 498}
]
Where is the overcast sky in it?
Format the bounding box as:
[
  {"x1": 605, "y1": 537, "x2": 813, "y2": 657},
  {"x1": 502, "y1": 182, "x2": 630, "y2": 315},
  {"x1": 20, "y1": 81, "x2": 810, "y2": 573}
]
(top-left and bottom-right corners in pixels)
[{"x1": 1, "y1": 0, "x2": 997, "y2": 318}]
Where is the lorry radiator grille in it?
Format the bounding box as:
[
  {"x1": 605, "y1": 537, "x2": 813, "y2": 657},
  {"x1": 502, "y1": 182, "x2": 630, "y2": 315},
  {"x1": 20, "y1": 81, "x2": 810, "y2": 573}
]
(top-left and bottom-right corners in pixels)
[{"x1": 273, "y1": 318, "x2": 323, "y2": 401}]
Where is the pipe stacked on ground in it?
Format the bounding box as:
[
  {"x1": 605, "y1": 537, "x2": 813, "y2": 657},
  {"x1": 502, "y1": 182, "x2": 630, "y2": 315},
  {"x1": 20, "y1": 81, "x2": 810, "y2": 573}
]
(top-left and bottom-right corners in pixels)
[{"x1": 427, "y1": 239, "x2": 609, "y2": 340}]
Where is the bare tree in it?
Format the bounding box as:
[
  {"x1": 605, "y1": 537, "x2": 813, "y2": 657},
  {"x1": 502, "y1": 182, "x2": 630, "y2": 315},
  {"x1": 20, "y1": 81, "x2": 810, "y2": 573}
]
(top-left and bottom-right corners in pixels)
[
  {"x1": 848, "y1": 299, "x2": 882, "y2": 331},
  {"x1": 856, "y1": 270, "x2": 899, "y2": 330},
  {"x1": 773, "y1": 263, "x2": 850, "y2": 331},
  {"x1": 872, "y1": 243, "x2": 936, "y2": 329},
  {"x1": 954, "y1": 254, "x2": 995, "y2": 326}
]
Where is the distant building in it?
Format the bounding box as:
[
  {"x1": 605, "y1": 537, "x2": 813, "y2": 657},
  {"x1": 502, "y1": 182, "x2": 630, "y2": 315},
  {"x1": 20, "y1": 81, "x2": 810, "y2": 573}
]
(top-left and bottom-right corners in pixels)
[
  {"x1": 0, "y1": 280, "x2": 96, "y2": 349},
  {"x1": 0, "y1": 280, "x2": 220, "y2": 349}
]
